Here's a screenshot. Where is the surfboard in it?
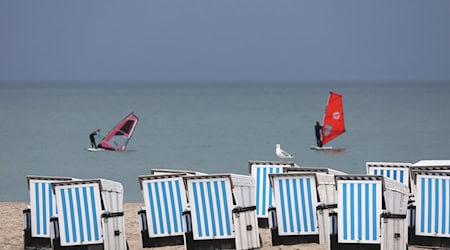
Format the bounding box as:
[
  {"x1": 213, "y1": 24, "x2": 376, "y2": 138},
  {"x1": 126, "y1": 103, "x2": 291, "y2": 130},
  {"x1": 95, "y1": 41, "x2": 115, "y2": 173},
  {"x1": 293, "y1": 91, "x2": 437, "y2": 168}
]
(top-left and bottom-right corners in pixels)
[
  {"x1": 87, "y1": 147, "x2": 105, "y2": 152},
  {"x1": 310, "y1": 145, "x2": 334, "y2": 150}
]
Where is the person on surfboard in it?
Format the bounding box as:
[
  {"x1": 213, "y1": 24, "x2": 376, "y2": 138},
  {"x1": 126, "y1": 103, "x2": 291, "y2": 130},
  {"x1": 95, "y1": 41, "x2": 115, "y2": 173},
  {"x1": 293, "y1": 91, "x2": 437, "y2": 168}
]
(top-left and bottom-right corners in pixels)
[
  {"x1": 315, "y1": 121, "x2": 323, "y2": 147},
  {"x1": 89, "y1": 129, "x2": 104, "y2": 148}
]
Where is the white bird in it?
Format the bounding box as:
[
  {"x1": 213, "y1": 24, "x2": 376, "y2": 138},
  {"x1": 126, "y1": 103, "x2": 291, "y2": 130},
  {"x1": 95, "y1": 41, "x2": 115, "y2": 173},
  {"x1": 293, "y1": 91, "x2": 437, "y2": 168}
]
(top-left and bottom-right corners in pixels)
[{"x1": 275, "y1": 144, "x2": 294, "y2": 159}]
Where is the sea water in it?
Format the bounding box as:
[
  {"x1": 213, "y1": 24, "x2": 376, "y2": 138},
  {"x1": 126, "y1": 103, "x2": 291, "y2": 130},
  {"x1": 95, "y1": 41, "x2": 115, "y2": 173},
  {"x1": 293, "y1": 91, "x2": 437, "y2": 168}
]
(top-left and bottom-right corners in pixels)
[{"x1": 0, "y1": 82, "x2": 449, "y2": 202}]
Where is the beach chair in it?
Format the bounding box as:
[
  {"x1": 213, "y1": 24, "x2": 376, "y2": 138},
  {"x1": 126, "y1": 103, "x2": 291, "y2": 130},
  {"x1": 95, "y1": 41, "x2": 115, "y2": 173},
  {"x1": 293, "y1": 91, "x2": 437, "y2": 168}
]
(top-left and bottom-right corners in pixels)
[
  {"x1": 137, "y1": 173, "x2": 188, "y2": 247},
  {"x1": 50, "y1": 179, "x2": 127, "y2": 250},
  {"x1": 366, "y1": 161, "x2": 411, "y2": 188},
  {"x1": 24, "y1": 176, "x2": 73, "y2": 249},
  {"x1": 182, "y1": 174, "x2": 260, "y2": 250},
  {"x1": 329, "y1": 175, "x2": 409, "y2": 250},
  {"x1": 249, "y1": 161, "x2": 295, "y2": 227},
  {"x1": 408, "y1": 170, "x2": 450, "y2": 248},
  {"x1": 268, "y1": 170, "x2": 341, "y2": 246}
]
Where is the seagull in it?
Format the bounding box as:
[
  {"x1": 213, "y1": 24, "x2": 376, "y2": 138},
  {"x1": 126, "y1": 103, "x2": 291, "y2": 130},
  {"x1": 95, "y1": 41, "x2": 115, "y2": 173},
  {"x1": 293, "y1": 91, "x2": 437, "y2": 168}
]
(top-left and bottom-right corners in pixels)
[{"x1": 275, "y1": 144, "x2": 294, "y2": 159}]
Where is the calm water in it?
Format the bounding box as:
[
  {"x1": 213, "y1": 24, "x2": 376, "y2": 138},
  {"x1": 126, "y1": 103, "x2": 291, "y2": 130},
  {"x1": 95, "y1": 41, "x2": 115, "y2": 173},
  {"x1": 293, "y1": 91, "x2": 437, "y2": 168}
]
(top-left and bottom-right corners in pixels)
[{"x1": 0, "y1": 82, "x2": 449, "y2": 202}]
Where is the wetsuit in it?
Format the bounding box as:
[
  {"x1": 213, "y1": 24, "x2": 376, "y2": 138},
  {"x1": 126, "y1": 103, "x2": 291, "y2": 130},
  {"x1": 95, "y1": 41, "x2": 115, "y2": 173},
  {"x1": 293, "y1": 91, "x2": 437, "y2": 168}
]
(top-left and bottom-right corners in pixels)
[{"x1": 315, "y1": 123, "x2": 323, "y2": 147}]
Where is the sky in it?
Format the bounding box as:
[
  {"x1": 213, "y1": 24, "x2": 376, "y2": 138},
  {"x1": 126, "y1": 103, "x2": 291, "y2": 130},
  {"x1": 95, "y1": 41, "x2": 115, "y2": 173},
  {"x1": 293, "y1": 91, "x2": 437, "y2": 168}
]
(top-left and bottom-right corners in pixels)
[{"x1": 1, "y1": 1, "x2": 450, "y2": 83}]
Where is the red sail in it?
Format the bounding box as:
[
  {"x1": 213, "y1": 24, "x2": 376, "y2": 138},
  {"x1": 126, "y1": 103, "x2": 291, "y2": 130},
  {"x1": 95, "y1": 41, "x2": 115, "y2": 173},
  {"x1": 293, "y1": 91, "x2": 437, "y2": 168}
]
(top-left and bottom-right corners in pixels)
[
  {"x1": 99, "y1": 112, "x2": 139, "y2": 151},
  {"x1": 321, "y1": 92, "x2": 345, "y2": 146}
]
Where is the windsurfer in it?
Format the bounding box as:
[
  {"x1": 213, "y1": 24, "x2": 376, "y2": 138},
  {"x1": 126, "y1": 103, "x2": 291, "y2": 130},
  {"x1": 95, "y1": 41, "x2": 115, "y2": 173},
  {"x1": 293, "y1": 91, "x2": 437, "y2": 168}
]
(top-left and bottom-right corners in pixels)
[
  {"x1": 89, "y1": 129, "x2": 104, "y2": 148},
  {"x1": 315, "y1": 121, "x2": 323, "y2": 147}
]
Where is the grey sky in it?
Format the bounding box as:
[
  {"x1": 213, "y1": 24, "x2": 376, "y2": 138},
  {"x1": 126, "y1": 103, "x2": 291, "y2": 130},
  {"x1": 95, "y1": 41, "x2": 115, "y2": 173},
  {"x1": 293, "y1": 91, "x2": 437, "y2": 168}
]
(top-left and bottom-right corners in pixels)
[{"x1": 1, "y1": 1, "x2": 450, "y2": 83}]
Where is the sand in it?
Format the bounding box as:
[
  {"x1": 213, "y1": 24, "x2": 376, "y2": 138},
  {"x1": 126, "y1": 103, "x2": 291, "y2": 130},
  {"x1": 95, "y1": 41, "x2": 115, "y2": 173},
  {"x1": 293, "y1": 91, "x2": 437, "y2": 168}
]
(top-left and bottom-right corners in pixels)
[{"x1": 0, "y1": 202, "x2": 429, "y2": 250}]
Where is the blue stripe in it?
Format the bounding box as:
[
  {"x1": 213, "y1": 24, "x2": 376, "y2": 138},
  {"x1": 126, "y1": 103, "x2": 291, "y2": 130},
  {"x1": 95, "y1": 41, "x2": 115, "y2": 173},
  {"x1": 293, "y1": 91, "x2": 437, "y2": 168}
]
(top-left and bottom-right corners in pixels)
[
  {"x1": 278, "y1": 179, "x2": 287, "y2": 233},
  {"x1": 373, "y1": 169, "x2": 378, "y2": 175},
  {"x1": 350, "y1": 183, "x2": 355, "y2": 240},
  {"x1": 214, "y1": 181, "x2": 224, "y2": 236},
  {"x1": 90, "y1": 187, "x2": 99, "y2": 240},
  {"x1": 299, "y1": 179, "x2": 308, "y2": 232},
  {"x1": 268, "y1": 168, "x2": 275, "y2": 211},
  {"x1": 444, "y1": 180, "x2": 448, "y2": 234},
  {"x1": 35, "y1": 183, "x2": 40, "y2": 235},
  {"x1": 192, "y1": 183, "x2": 202, "y2": 237},
  {"x1": 42, "y1": 183, "x2": 47, "y2": 235},
  {"x1": 82, "y1": 187, "x2": 92, "y2": 241},
  {"x1": 342, "y1": 183, "x2": 347, "y2": 240},
  {"x1": 261, "y1": 167, "x2": 267, "y2": 216},
  {"x1": 306, "y1": 178, "x2": 315, "y2": 231},
  {"x1": 372, "y1": 183, "x2": 377, "y2": 240},
  {"x1": 420, "y1": 177, "x2": 425, "y2": 233},
  {"x1": 221, "y1": 180, "x2": 231, "y2": 236},
  {"x1": 357, "y1": 183, "x2": 362, "y2": 240},
  {"x1": 155, "y1": 182, "x2": 164, "y2": 234},
  {"x1": 393, "y1": 170, "x2": 397, "y2": 182},
  {"x1": 292, "y1": 179, "x2": 301, "y2": 232},
  {"x1": 428, "y1": 178, "x2": 432, "y2": 233},
  {"x1": 400, "y1": 171, "x2": 404, "y2": 183},
  {"x1": 206, "y1": 182, "x2": 217, "y2": 236},
  {"x1": 175, "y1": 180, "x2": 183, "y2": 231},
  {"x1": 199, "y1": 182, "x2": 209, "y2": 236},
  {"x1": 435, "y1": 178, "x2": 439, "y2": 233},
  {"x1": 68, "y1": 188, "x2": 77, "y2": 242},
  {"x1": 380, "y1": 169, "x2": 384, "y2": 176},
  {"x1": 365, "y1": 184, "x2": 369, "y2": 240},
  {"x1": 168, "y1": 180, "x2": 178, "y2": 233},
  {"x1": 147, "y1": 183, "x2": 157, "y2": 234},
  {"x1": 255, "y1": 168, "x2": 261, "y2": 215},
  {"x1": 75, "y1": 188, "x2": 84, "y2": 241},
  {"x1": 48, "y1": 183, "x2": 53, "y2": 218},
  {"x1": 285, "y1": 179, "x2": 293, "y2": 232},
  {"x1": 161, "y1": 181, "x2": 171, "y2": 234},
  {"x1": 386, "y1": 170, "x2": 390, "y2": 178},
  {"x1": 60, "y1": 189, "x2": 70, "y2": 243}
]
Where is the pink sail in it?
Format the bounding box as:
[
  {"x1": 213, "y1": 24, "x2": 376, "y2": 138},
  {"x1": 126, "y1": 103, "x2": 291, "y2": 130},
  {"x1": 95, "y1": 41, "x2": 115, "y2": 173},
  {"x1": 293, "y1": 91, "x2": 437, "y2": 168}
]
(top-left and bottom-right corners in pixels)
[
  {"x1": 321, "y1": 92, "x2": 345, "y2": 146},
  {"x1": 98, "y1": 113, "x2": 139, "y2": 151}
]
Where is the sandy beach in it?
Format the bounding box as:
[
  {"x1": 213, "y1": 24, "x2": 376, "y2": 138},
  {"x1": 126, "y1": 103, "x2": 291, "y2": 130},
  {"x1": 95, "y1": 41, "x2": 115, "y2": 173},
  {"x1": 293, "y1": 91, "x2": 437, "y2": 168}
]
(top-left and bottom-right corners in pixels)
[{"x1": 1, "y1": 202, "x2": 431, "y2": 250}]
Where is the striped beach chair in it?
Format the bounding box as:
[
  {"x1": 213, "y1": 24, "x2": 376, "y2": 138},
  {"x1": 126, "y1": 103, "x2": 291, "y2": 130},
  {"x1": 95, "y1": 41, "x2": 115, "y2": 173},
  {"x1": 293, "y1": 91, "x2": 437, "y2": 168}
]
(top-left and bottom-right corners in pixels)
[
  {"x1": 50, "y1": 179, "x2": 127, "y2": 250},
  {"x1": 249, "y1": 161, "x2": 295, "y2": 227},
  {"x1": 409, "y1": 171, "x2": 450, "y2": 248},
  {"x1": 366, "y1": 161, "x2": 411, "y2": 188},
  {"x1": 182, "y1": 174, "x2": 260, "y2": 250},
  {"x1": 24, "y1": 176, "x2": 73, "y2": 249},
  {"x1": 268, "y1": 170, "x2": 342, "y2": 245},
  {"x1": 330, "y1": 175, "x2": 409, "y2": 250},
  {"x1": 138, "y1": 173, "x2": 188, "y2": 247}
]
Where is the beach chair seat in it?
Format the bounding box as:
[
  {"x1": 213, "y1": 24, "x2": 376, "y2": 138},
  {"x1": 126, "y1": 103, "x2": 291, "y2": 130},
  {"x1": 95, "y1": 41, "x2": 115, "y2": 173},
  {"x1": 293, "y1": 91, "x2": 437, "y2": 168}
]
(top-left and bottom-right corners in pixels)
[
  {"x1": 50, "y1": 179, "x2": 127, "y2": 250},
  {"x1": 268, "y1": 169, "x2": 342, "y2": 246},
  {"x1": 182, "y1": 174, "x2": 260, "y2": 250},
  {"x1": 24, "y1": 176, "x2": 73, "y2": 249},
  {"x1": 249, "y1": 161, "x2": 295, "y2": 227},
  {"x1": 329, "y1": 175, "x2": 409, "y2": 250},
  {"x1": 138, "y1": 173, "x2": 188, "y2": 247},
  {"x1": 408, "y1": 171, "x2": 450, "y2": 248}
]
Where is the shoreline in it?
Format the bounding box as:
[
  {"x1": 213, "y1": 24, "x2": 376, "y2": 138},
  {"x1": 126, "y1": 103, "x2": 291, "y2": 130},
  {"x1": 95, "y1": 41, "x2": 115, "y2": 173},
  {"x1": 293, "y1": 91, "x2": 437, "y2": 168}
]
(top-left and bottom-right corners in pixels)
[{"x1": 0, "y1": 202, "x2": 430, "y2": 250}]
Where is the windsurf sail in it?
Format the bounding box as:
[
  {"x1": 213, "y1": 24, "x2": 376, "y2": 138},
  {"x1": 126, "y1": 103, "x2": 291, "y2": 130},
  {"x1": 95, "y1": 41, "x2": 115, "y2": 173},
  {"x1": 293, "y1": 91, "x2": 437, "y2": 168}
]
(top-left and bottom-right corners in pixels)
[
  {"x1": 98, "y1": 112, "x2": 139, "y2": 151},
  {"x1": 321, "y1": 92, "x2": 345, "y2": 146}
]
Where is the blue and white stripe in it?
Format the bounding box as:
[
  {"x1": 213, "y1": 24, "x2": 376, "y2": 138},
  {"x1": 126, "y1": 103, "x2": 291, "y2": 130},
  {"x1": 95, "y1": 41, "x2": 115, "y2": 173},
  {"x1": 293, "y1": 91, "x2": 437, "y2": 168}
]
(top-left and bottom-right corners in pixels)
[
  {"x1": 142, "y1": 177, "x2": 186, "y2": 237},
  {"x1": 54, "y1": 183, "x2": 102, "y2": 246},
  {"x1": 415, "y1": 175, "x2": 450, "y2": 237},
  {"x1": 29, "y1": 180, "x2": 57, "y2": 238},
  {"x1": 338, "y1": 180, "x2": 381, "y2": 243},
  {"x1": 251, "y1": 164, "x2": 283, "y2": 218},
  {"x1": 272, "y1": 175, "x2": 318, "y2": 235},
  {"x1": 187, "y1": 178, "x2": 234, "y2": 240},
  {"x1": 366, "y1": 162, "x2": 410, "y2": 187}
]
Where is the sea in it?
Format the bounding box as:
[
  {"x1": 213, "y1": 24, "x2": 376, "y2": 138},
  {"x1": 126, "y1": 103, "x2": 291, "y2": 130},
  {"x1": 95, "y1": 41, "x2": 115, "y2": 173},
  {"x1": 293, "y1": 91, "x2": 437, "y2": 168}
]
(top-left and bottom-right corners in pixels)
[{"x1": 0, "y1": 82, "x2": 449, "y2": 202}]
